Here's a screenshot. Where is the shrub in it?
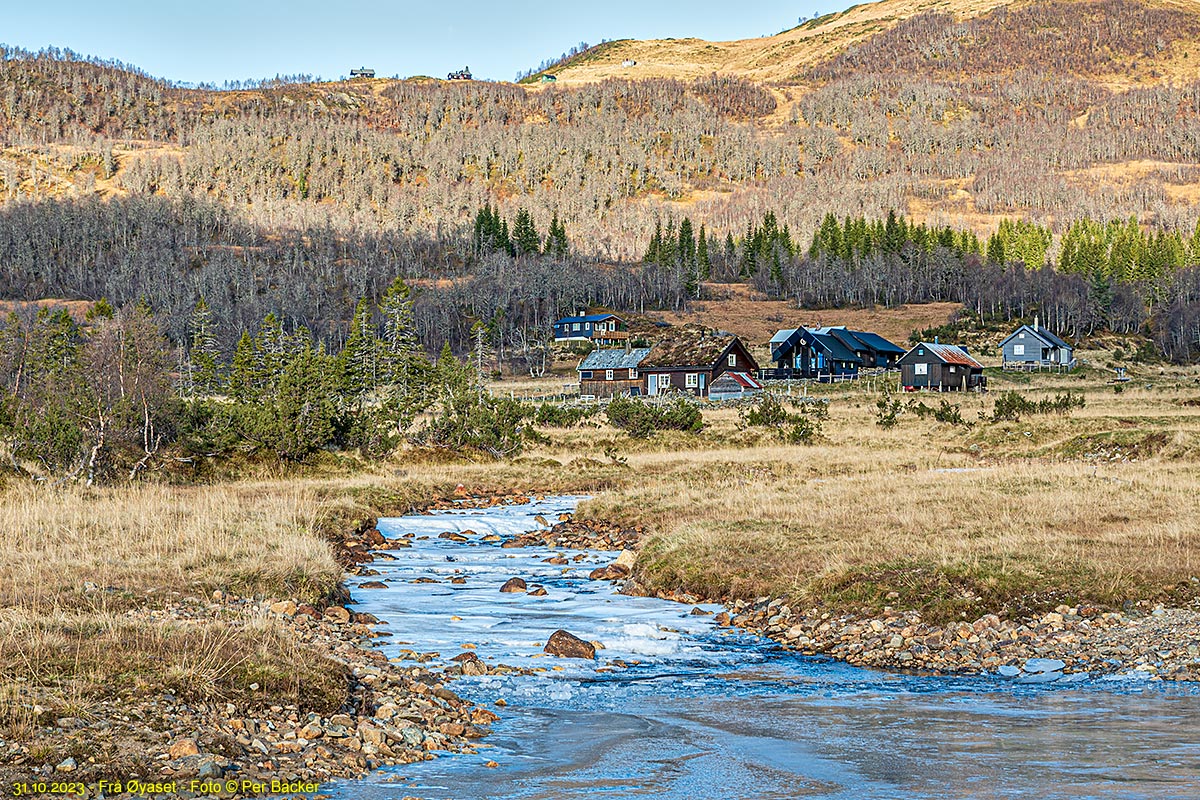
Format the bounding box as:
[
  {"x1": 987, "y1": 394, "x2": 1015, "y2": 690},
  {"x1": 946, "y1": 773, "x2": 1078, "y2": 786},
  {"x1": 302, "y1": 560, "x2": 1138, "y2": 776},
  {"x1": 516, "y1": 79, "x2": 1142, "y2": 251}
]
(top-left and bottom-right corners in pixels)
[
  {"x1": 910, "y1": 398, "x2": 970, "y2": 427},
  {"x1": 875, "y1": 384, "x2": 903, "y2": 428},
  {"x1": 740, "y1": 393, "x2": 824, "y2": 443},
  {"x1": 991, "y1": 390, "x2": 1085, "y2": 422},
  {"x1": 534, "y1": 402, "x2": 596, "y2": 428},
  {"x1": 606, "y1": 396, "x2": 703, "y2": 438}
]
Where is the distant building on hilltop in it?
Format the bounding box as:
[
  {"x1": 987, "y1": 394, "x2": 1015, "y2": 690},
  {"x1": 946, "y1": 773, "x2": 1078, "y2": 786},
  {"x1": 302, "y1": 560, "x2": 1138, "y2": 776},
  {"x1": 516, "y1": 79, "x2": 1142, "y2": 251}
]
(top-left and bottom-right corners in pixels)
[
  {"x1": 350, "y1": 67, "x2": 376, "y2": 79},
  {"x1": 447, "y1": 66, "x2": 473, "y2": 81}
]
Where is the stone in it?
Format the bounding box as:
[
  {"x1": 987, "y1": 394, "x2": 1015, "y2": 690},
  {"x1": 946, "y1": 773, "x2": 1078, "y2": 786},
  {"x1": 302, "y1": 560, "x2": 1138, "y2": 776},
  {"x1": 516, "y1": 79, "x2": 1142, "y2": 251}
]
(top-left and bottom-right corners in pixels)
[
  {"x1": 998, "y1": 665, "x2": 1022, "y2": 677},
  {"x1": 324, "y1": 606, "x2": 352, "y2": 624},
  {"x1": 359, "y1": 581, "x2": 388, "y2": 589},
  {"x1": 438, "y1": 532, "x2": 469, "y2": 542},
  {"x1": 56, "y1": 757, "x2": 77, "y2": 773},
  {"x1": 528, "y1": 587, "x2": 548, "y2": 597},
  {"x1": 169, "y1": 738, "x2": 200, "y2": 759},
  {"x1": 614, "y1": 549, "x2": 637, "y2": 570},
  {"x1": 1023, "y1": 658, "x2": 1067, "y2": 674},
  {"x1": 269, "y1": 600, "x2": 297, "y2": 616},
  {"x1": 543, "y1": 629, "x2": 597, "y2": 659},
  {"x1": 499, "y1": 578, "x2": 527, "y2": 593},
  {"x1": 197, "y1": 759, "x2": 223, "y2": 779}
]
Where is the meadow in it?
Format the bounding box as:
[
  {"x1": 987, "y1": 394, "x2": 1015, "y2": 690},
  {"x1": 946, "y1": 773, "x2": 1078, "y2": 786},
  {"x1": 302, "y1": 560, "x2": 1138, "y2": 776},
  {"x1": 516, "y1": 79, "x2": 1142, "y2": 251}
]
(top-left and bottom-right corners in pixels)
[{"x1": 2, "y1": 354, "x2": 1199, "y2": 745}]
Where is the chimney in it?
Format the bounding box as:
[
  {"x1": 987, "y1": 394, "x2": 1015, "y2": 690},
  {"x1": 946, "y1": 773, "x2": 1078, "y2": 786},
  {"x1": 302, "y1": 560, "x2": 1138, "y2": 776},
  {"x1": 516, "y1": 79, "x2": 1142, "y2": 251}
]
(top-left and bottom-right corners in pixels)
[
  {"x1": 934, "y1": 335, "x2": 939, "y2": 345},
  {"x1": 1034, "y1": 314, "x2": 1040, "y2": 332}
]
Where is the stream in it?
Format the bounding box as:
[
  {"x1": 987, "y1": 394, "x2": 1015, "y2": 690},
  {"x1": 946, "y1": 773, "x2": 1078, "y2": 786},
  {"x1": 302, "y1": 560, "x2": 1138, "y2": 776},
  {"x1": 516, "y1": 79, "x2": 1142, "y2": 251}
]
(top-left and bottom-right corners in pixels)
[{"x1": 331, "y1": 496, "x2": 1200, "y2": 800}]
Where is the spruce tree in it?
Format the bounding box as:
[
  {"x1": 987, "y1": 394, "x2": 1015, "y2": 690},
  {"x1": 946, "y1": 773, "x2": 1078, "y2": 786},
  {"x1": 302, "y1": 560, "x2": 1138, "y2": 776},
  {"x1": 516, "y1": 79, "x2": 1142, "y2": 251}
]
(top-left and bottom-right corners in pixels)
[
  {"x1": 513, "y1": 208, "x2": 541, "y2": 256},
  {"x1": 697, "y1": 224, "x2": 711, "y2": 281},
  {"x1": 189, "y1": 297, "x2": 220, "y2": 395}
]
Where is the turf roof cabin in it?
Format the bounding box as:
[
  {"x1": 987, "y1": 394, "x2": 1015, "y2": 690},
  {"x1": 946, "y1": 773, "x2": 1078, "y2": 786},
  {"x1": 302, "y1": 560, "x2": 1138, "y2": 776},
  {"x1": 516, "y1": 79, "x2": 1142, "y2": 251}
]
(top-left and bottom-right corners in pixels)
[
  {"x1": 999, "y1": 317, "x2": 1076, "y2": 371},
  {"x1": 898, "y1": 342, "x2": 987, "y2": 392},
  {"x1": 577, "y1": 347, "x2": 650, "y2": 400},
  {"x1": 640, "y1": 331, "x2": 759, "y2": 398},
  {"x1": 552, "y1": 313, "x2": 629, "y2": 346}
]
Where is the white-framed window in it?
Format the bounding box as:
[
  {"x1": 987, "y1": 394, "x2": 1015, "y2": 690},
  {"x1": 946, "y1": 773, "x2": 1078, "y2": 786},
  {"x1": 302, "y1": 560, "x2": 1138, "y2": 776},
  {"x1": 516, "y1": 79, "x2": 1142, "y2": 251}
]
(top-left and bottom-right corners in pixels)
[
  {"x1": 915, "y1": 363, "x2": 928, "y2": 375},
  {"x1": 1018, "y1": 332, "x2": 1025, "y2": 339},
  {"x1": 728, "y1": 353, "x2": 737, "y2": 367},
  {"x1": 686, "y1": 373, "x2": 699, "y2": 387},
  {"x1": 573, "y1": 323, "x2": 581, "y2": 331},
  {"x1": 949, "y1": 366, "x2": 957, "y2": 373},
  {"x1": 606, "y1": 369, "x2": 614, "y2": 380},
  {"x1": 629, "y1": 369, "x2": 638, "y2": 379},
  {"x1": 580, "y1": 371, "x2": 593, "y2": 379},
  {"x1": 1014, "y1": 344, "x2": 1025, "y2": 356}
]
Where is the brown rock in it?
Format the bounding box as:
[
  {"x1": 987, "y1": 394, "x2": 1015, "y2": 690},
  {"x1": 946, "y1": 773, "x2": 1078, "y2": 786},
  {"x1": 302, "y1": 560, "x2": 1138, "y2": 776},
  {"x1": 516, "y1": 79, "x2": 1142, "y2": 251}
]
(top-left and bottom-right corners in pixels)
[
  {"x1": 439, "y1": 531, "x2": 469, "y2": 542},
  {"x1": 543, "y1": 629, "x2": 597, "y2": 659},
  {"x1": 269, "y1": 600, "x2": 297, "y2": 616},
  {"x1": 324, "y1": 606, "x2": 352, "y2": 624},
  {"x1": 359, "y1": 581, "x2": 388, "y2": 589},
  {"x1": 499, "y1": 578, "x2": 527, "y2": 593},
  {"x1": 169, "y1": 738, "x2": 200, "y2": 759},
  {"x1": 528, "y1": 587, "x2": 548, "y2": 597}
]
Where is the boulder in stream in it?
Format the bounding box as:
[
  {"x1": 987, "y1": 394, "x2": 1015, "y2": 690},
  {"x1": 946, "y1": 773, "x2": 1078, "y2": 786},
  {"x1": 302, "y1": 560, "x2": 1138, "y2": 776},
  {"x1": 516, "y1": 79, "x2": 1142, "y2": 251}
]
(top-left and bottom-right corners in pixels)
[
  {"x1": 499, "y1": 577, "x2": 527, "y2": 593},
  {"x1": 544, "y1": 629, "x2": 597, "y2": 659}
]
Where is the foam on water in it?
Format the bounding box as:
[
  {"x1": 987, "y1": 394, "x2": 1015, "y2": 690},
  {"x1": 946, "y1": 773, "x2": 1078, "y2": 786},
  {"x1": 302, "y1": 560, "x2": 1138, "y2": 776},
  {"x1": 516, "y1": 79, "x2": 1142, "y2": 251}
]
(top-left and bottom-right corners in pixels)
[{"x1": 330, "y1": 496, "x2": 1200, "y2": 800}]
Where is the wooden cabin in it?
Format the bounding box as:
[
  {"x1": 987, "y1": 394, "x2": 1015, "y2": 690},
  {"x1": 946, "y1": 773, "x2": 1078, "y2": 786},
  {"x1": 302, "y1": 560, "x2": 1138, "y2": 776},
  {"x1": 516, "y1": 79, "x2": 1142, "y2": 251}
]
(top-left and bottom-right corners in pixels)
[
  {"x1": 639, "y1": 333, "x2": 759, "y2": 398},
  {"x1": 999, "y1": 317, "x2": 1075, "y2": 370},
  {"x1": 898, "y1": 342, "x2": 986, "y2": 391},
  {"x1": 350, "y1": 67, "x2": 376, "y2": 78},
  {"x1": 578, "y1": 348, "x2": 650, "y2": 400},
  {"x1": 553, "y1": 313, "x2": 629, "y2": 346},
  {"x1": 816, "y1": 327, "x2": 906, "y2": 369},
  {"x1": 767, "y1": 328, "x2": 861, "y2": 381}
]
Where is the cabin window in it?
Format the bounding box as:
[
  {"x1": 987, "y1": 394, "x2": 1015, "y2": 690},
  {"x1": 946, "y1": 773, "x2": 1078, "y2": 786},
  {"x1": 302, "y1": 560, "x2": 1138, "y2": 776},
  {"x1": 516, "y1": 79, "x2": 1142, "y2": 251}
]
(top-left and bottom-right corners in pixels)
[
  {"x1": 949, "y1": 366, "x2": 957, "y2": 373},
  {"x1": 605, "y1": 369, "x2": 614, "y2": 380},
  {"x1": 1018, "y1": 332, "x2": 1025, "y2": 339},
  {"x1": 629, "y1": 369, "x2": 638, "y2": 379},
  {"x1": 573, "y1": 323, "x2": 581, "y2": 331},
  {"x1": 1013, "y1": 344, "x2": 1025, "y2": 356},
  {"x1": 580, "y1": 371, "x2": 593, "y2": 379},
  {"x1": 727, "y1": 354, "x2": 736, "y2": 367},
  {"x1": 915, "y1": 363, "x2": 928, "y2": 375},
  {"x1": 917, "y1": 348, "x2": 925, "y2": 355},
  {"x1": 686, "y1": 373, "x2": 699, "y2": 387}
]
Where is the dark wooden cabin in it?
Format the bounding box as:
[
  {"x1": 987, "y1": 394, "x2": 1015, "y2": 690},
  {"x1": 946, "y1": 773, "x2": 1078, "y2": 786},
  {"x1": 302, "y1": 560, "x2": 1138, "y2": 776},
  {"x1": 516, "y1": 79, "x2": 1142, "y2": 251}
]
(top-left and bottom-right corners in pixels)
[
  {"x1": 578, "y1": 347, "x2": 650, "y2": 399},
  {"x1": 898, "y1": 342, "x2": 987, "y2": 391},
  {"x1": 639, "y1": 333, "x2": 759, "y2": 398}
]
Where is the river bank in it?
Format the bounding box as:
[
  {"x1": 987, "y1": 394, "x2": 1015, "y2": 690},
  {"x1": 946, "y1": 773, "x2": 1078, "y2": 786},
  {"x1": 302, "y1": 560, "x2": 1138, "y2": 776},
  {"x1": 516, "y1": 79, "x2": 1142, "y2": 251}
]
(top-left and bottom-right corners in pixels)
[{"x1": 494, "y1": 513, "x2": 1200, "y2": 682}]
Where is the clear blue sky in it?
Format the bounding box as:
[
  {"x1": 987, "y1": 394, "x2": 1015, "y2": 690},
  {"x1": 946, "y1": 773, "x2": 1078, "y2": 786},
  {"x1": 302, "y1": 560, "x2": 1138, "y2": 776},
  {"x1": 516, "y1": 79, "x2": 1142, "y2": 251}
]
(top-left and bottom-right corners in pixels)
[{"x1": 2, "y1": 0, "x2": 837, "y2": 84}]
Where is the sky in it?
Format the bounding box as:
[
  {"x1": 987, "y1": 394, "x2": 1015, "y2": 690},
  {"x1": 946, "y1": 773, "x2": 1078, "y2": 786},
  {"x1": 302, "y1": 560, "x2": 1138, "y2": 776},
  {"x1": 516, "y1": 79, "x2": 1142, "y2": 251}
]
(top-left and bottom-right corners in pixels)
[{"x1": 2, "y1": 1, "x2": 837, "y2": 85}]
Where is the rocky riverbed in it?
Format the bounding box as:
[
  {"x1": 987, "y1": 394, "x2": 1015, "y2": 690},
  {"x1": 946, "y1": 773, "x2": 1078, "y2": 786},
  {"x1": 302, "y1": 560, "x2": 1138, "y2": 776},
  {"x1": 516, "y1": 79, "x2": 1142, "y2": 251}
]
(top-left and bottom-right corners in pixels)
[
  {"x1": 0, "y1": 592, "x2": 495, "y2": 798},
  {"x1": 488, "y1": 511, "x2": 1200, "y2": 682},
  {"x1": 716, "y1": 596, "x2": 1200, "y2": 682}
]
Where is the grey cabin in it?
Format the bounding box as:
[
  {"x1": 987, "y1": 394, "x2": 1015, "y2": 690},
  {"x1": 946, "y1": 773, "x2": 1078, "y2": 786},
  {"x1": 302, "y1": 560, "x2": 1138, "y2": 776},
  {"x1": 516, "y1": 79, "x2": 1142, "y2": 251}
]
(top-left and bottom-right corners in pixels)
[{"x1": 998, "y1": 318, "x2": 1075, "y2": 370}]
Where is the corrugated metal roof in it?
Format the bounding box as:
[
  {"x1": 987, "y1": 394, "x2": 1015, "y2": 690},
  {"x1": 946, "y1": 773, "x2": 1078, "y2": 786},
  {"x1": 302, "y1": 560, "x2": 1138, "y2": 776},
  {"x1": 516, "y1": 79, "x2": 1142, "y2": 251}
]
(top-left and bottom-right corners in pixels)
[
  {"x1": 909, "y1": 342, "x2": 984, "y2": 368},
  {"x1": 556, "y1": 313, "x2": 621, "y2": 325},
  {"x1": 578, "y1": 348, "x2": 650, "y2": 371}
]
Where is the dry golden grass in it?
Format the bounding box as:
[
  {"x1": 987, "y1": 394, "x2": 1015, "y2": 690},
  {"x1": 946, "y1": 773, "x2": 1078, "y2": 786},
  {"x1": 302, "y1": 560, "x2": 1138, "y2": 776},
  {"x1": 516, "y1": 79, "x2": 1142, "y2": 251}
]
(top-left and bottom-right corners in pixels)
[
  {"x1": 573, "y1": 370, "x2": 1200, "y2": 620},
  {"x1": 0, "y1": 483, "x2": 348, "y2": 732}
]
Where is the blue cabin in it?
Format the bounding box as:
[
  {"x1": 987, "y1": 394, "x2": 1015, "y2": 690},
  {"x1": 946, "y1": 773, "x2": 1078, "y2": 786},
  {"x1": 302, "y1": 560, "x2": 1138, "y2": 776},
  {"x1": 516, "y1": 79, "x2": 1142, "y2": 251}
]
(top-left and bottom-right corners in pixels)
[
  {"x1": 814, "y1": 327, "x2": 906, "y2": 369},
  {"x1": 552, "y1": 314, "x2": 628, "y2": 346},
  {"x1": 767, "y1": 328, "x2": 861, "y2": 381}
]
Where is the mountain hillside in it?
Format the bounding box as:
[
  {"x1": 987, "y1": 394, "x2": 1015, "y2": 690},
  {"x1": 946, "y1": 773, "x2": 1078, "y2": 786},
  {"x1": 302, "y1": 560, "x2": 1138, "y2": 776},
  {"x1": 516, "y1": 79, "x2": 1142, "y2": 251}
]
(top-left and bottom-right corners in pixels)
[{"x1": 542, "y1": 0, "x2": 1200, "y2": 85}]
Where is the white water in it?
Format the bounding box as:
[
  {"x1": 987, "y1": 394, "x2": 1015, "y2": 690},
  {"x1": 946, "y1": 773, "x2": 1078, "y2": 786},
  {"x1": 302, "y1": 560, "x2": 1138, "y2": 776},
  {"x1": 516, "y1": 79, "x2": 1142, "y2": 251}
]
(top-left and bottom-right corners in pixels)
[{"x1": 331, "y1": 496, "x2": 1200, "y2": 800}]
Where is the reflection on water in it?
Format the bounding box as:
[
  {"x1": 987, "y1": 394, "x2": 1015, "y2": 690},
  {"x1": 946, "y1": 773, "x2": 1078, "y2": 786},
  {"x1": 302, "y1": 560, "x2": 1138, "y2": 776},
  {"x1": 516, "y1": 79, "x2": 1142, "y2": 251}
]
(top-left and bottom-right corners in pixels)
[{"x1": 331, "y1": 497, "x2": 1200, "y2": 800}]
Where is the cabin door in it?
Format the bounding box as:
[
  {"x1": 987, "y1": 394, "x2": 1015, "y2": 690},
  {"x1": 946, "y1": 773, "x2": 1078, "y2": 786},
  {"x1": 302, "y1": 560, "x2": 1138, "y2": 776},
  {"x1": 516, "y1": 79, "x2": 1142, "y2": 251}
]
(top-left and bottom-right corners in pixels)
[{"x1": 648, "y1": 374, "x2": 658, "y2": 396}]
